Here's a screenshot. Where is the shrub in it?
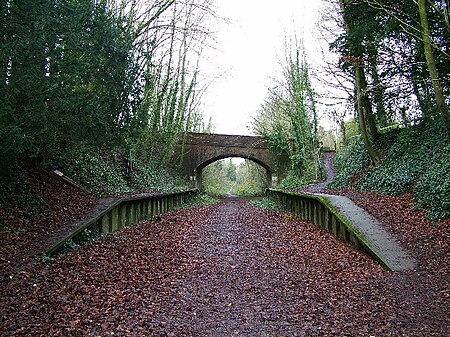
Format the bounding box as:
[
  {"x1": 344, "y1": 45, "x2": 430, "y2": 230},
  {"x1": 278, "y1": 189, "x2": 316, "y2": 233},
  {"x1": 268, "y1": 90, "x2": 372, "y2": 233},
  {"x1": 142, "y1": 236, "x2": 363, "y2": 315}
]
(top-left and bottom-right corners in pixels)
[
  {"x1": 46, "y1": 146, "x2": 186, "y2": 196},
  {"x1": 330, "y1": 117, "x2": 449, "y2": 219},
  {"x1": 47, "y1": 147, "x2": 130, "y2": 195},
  {"x1": 279, "y1": 172, "x2": 309, "y2": 189},
  {"x1": 328, "y1": 141, "x2": 371, "y2": 189},
  {"x1": 357, "y1": 118, "x2": 449, "y2": 196},
  {"x1": 129, "y1": 159, "x2": 185, "y2": 192},
  {"x1": 414, "y1": 144, "x2": 450, "y2": 219}
]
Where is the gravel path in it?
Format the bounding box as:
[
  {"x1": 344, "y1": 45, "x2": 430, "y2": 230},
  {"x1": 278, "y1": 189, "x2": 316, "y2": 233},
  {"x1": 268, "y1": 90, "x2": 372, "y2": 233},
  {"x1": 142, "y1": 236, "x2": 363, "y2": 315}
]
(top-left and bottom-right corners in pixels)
[
  {"x1": 164, "y1": 200, "x2": 321, "y2": 335},
  {"x1": 295, "y1": 152, "x2": 336, "y2": 193}
]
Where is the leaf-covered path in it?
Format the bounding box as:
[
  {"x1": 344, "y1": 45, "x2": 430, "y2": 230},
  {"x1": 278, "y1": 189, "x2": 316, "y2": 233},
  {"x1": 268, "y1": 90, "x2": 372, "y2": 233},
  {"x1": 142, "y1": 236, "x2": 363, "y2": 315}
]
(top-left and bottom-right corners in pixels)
[
  {"x1": 154, "y1": 199, "x2": 380, "y2": 336},
  {"x1": 1, "y1": 199, "x2": 448, "y2": 336}
]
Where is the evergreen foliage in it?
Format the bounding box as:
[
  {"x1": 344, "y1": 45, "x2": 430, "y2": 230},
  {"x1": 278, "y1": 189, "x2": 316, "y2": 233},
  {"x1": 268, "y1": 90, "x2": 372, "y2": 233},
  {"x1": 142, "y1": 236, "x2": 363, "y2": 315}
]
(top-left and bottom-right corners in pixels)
[
  {"x1": 331, "y1": 117, "x2": 450, "y2": 219},
  {"x1": 357, "y1": 117, "x2": 449, "y2": 218},
  {"x1": 46, "y1": 148, "x2": 184, "y2": 196},
  {"x1": 328, "y1": 141, "x2": 370, "y2": 189},
  {"x1": 414, "y1": 149, "x2": 450, "y2": 219},
  {"x1": 323, "y1": 0, "x2": 449, "y2": 166},
  {"x1": 1, "y1": 0, "x2": 132, "y2": 161},
  {"x1": 0, "y1": 0, "x2": 215, "y2": 204}
]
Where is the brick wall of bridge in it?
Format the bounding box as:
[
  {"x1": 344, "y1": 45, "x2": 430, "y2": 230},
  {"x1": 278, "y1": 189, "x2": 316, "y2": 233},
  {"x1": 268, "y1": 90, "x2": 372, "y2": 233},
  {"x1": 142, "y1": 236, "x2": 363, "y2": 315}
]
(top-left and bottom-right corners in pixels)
[{"x1": 173, "y1": 133, "x2": 275, "y2": 186}]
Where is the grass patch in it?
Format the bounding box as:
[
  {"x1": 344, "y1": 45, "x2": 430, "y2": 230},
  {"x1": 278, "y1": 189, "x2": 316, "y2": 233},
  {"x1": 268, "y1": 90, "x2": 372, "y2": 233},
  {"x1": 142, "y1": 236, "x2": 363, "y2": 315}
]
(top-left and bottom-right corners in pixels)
[
  {"x1": 182, "y1": 193, "x2": 219, "y2": 208},
  {"x1": 249, "y1": 197, "x2": 283, "y2": 211}
]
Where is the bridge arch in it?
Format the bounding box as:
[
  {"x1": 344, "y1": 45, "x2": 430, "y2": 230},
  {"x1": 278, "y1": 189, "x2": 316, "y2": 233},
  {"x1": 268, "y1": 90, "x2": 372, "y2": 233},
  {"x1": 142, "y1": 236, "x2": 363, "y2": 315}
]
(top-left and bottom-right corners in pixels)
[
  {"x1": 194, "y1": 153, "x2": 273, "y2": 191},
  {"x1": 196, "y1": 153, "x2": 271, "y2": 172},
  {"x1": 173, "y1": 133, "x2": 276, "y2": 190}
]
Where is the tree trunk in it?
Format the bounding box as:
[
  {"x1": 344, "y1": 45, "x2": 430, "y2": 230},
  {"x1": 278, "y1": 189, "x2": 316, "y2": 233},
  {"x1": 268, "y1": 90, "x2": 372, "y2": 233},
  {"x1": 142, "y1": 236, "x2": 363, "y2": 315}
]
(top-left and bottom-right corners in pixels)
[
  {"x1": 340, "y1": 120, "x2": 347, "y2": 147},
  {"x1": 356, "y1": 65, "x2": 380, "y2": 164},
  {"x1": 339, "y1": 0, "x2": 380, "y2": 161},
  {"x1": 370, "y1": 57, "x2": 388, "y2": 128},
  {"x1": 360, "y1": 68, "x2": 380, "y2": 141},
  {"x1": 418, "y1": 0, "x2": 450, "y2": 128},
  {"x1": 411, "y1": 76, "x2": 433, "y2": 120}
]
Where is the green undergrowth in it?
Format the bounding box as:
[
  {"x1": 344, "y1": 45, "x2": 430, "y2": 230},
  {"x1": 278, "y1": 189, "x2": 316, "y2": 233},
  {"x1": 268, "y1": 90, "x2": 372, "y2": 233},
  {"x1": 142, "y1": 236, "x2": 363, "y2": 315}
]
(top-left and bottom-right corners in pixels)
[
  {"x1": 414, "y1": 151, "x2": 449, "y2": 219},
  {"x1": 47, "y1": 147, "x2": 129, "y2": 195},
  {"x1": 233, "y1": 182, "x2": 265, "y2": 197},
  {"x1": 328, "y1": 141, "x2": 371, "y2": 189},
  {"x1": 278, "y1": 170, "x2": 324, "y2": 190},
  {"x1": 249, "y1": 197, "x2": 283, "y2": 211},
  {"x1": 203, "y1": 182, "x2": 231, "y2": 197},
  {"x1": 46, "y1": 146, "x2": 187, "y2": 196},
  {"x1": 182, "y1": 193, "x2": 219, "y2": 208},
  {"x1": 330, "y1": 117, "x2": 450, "y2": 219}
]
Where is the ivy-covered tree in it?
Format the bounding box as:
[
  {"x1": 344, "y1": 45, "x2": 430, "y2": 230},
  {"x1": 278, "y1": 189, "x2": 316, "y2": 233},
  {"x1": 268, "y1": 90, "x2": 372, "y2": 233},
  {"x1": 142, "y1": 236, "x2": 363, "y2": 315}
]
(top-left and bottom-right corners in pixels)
[
  {"x1": 323, "y1": 0, "x2": 449, "y2": 159},
  {"x1": 0, "y1": 0, "x2": 215, "y2": 174},
  {"x1": 119, "y1": 0, "x2": 216, "y2": 168},
  {"x1": 253, "y1": 40, "x2": 321, "y2": 187}
]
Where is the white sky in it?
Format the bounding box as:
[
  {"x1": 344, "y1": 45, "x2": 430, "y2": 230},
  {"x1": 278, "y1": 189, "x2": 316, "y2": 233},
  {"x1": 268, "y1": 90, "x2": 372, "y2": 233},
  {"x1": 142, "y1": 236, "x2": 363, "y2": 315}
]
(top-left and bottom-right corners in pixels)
[{"x1": 200, "y1": 0, "x2": 325, "y2": 135}]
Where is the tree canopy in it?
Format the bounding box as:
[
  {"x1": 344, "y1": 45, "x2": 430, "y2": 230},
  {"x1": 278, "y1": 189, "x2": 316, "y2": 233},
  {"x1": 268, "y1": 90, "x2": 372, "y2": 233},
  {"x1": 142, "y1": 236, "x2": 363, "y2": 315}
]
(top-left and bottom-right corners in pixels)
[
  {"x1": 319, "y1": 0, "x2": 449, "y2": 161},
  {"x1": 0, "y1": 0, "x2": 215, "y2": 170}
]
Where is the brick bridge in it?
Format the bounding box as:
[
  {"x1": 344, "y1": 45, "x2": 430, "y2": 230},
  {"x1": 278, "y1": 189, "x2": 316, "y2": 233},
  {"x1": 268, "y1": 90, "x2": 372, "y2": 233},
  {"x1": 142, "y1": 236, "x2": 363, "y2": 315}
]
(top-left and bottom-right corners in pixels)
[{"x1": 174, "y1": 133, "x2": 276, "y2": 189}]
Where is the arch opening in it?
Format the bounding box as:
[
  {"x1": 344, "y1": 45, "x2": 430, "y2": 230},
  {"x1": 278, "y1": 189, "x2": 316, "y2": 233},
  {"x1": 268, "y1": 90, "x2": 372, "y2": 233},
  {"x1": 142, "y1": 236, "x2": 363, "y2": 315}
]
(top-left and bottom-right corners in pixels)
[{"x1": 195, "y1": 155, "x2": 273, "y2": 196}]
